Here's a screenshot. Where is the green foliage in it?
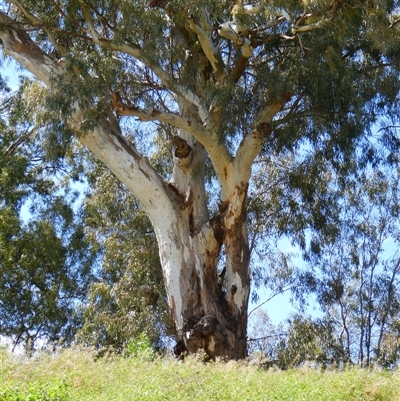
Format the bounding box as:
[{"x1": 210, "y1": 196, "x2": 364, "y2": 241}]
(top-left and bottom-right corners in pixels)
[
  {"x1": 9, "y1": 0, "x2": 399, "y2": 154},
  {"x1": 0, "y1": 380, "x2": 70, "y2": 401},
  {"x1": 247, "y1": 310, "x2": 286, "y2": 365},
  {"x1": 0, "y1": 78, "x2": 98, "y2": 351},
  {"x1": 275, "y1": 315, "x2": 346, "y2": 370},
  {"x1": 297, "y1": 163, "x2": 400, "y2": 366},
  {"x1": 0, "y1": 67, "x2": 167, "y2": 354},
  {"x1": 125, "y1": 332, "x2": 155, "y2": 361},
  {"x1": 378, "y1": 320, "x2": 400, "y2": 369},
  {"x1": 248, "y1": 311, "x2": 348, "y2": 370}
]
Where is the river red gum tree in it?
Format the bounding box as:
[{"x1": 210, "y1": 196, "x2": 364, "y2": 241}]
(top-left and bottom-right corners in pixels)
[{"x1": 1, "y1": 0, "x2": 399, "y2": 359}]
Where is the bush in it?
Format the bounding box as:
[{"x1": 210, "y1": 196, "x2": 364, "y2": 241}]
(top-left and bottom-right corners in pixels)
[{"x1": 125, "y1": 332, "x2": 155, "y2": 361}]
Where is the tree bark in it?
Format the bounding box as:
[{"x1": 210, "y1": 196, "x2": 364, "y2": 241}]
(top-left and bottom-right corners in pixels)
[
  {"x1": 157, "y1": 205, "x2": 250, "y2": 360},
  {"x1": 161, "y1": 99, "x2": 250, "y2": 359}
]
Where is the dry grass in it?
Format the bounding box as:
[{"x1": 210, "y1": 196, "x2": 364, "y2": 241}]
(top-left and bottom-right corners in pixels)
[{"x1": 1, "y1": 347, "x2": 400, "y2": 400}]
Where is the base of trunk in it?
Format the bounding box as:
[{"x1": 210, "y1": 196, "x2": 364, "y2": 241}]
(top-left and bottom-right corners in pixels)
[{"x1": 173, "y1": 312, "x2": 247, "y2": 361}]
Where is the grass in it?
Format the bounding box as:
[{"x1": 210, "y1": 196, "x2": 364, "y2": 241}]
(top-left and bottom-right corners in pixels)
[{"x1": 1, "y1": 347, "x2": 400, "y2": 401}]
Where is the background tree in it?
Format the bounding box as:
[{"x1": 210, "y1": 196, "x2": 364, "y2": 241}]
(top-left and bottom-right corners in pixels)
[
  {"x1": 275, "y1": 315, "x2": 345, "y2": 369},
  {"x1": 247, "y1": 309, "x2": 286, "y2": 366},
  {"x1": 77, "y1": 156, "x2": 169, "y2": 353},
  {"x1": 1, "y1": 75, "x2": 168, "y2": 354},
  {"x1": 0, "y1": 78, "x2": 97, "y2": 352},
  {"x1": 248, "y1": 311, "x2": 346, "y2": 369},
  {"x1": 0, "y1": 0, "x2": 399, "y2": 360},
  {"x1": 378, "y1": 320, "x2": 400, "y2": 369},
  {"x1": 301, "y1": 160, "x2": 400, "y2": 366}
]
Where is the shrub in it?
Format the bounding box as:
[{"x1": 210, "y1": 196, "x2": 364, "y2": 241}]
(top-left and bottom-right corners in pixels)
[{"x1": 125, "y1": 332, "x2": 155, "y2": 361}]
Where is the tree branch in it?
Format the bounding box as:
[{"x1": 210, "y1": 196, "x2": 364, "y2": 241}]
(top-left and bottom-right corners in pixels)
[
  {"x1": 292, "y1": 19, "x2": 325, "y2": 34},
  {"x1": 76, "y1": 7, "x2": 209, "y2": 124},
  {"x1": 73, "y1": 115, "x2": 177, "y2": 221},
  {"x1": 79, "y1": 0, "x2": 102, "y2": 41},
  {"x1": 6, "y1": 0, "x2": 67, "y2": 55},
  {"x1": 233, "y1": 99, "x2": 286, "y2": 183},
  {"x1": 188, "y1": 15, "x2": 227, "y2": 83},
  {"x1": 0, "y1": 15, "x2": 178, "y2": 225},
  {"x1": 389, "y1": 17, "x2": 400, "y2": 29},
  {"x1": 3, "y1": 125, "x2": 38, "y2": 156},
  {"x1": 111, "y1": 92, "x2": 207, "y2": 140},
  {"x1": 248, "y1": 286, "x2": 293, "y2": 317},
  {"x1": 0, "y1": 12, "x2": 65, "y2": 84},
  {"x1": 112, "y1": 92, "x2": 232, "y2": 193},
  {"x1": 101, "y1": 42, "x2": 209, "y2": 123},
  {"x1": 229, "y1": 54, "x2": 250, "y2": 83}
]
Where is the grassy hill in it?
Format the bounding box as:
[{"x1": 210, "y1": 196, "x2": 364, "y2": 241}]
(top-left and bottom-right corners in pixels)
[{"x1": 1, "y1": 347, "x2": 399, "y2": 401}]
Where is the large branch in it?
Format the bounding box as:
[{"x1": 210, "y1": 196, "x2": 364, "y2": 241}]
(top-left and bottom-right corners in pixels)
[
  {"x1": 5, "y1": 0, "x2": 67, "y2": 55},
  {"x1": 0, "y1": 13, "x2": 177, "y2": 225},
  {"x1": 292, "y1": 17, "x2": 326, "y2": 34},
  {"x1": 233, "y1": 98, "x2": 286, "y2": 185},
  {"x1": 187, "y1": 16, "x2": 227, "y2": 83},
  {"x1": 74, "y1": 116, "x2": 179, "y2": 224},
  {"x1": 229, "y1": 54, "x2": 250, "y2": 83},
  {"x1": 111, "y1": 92, "x2": 207, "y2": 139},
  {"x1": 0, "y1": 13, "x2": 64, "y2": 84},
  {"x1": 114, "y1": 40, "x2": 209, "y2": 122},
  {"x1": 3, "y1": 125, "x2": 38, "y2": 156},
  {"x1": 112, "y1": 91, "x2": 232, "y2": 190}
]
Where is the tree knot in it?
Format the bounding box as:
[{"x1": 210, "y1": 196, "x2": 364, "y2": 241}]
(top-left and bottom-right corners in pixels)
[
  {"x1": 231, "y1": 285, "x2": 237, "y2": 296},
  {"x1": 172, "y1": 135, "x2": 192, "y2": 158}
]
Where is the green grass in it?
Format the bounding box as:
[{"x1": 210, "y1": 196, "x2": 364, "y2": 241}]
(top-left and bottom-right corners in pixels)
[{"x1": 1, "y1": 347, "x2": 399, "y2": 401}]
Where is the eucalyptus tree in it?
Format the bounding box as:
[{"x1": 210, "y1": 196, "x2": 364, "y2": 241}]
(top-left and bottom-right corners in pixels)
[
  {"x1": 274, "y1": 315, "x2": 346, "y2": 369},
  {"x1": 0, "y1": 0, "x2": 399, "y2": 359},
  {"x1": 0, "y1": 80, "x2": 97, "y2": 352},
  {"x1": 306, "y1": 166, "x2": 400, "y2": 366}
]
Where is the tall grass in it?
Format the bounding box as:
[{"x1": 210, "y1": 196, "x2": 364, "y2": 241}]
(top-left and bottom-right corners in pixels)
[{"x1": 1, "y1": 346, "x2": 399, "y2": 401}]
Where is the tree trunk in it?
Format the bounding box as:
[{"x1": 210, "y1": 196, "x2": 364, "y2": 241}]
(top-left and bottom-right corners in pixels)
[
  {"x1": 156, "y1": 198, "x2": 250, "y2": 360},
  {"x1": 157, "y1": 102, "x2": 250, "y2": 359}
]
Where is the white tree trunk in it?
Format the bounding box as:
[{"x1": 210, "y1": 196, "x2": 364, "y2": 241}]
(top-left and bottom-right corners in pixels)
[
  {"x1": 155, "y1": 197, "x2": 250, "y2": 359},
  {"x1": 158, "y1": 96, "x2": 250, "y2": 359}
]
